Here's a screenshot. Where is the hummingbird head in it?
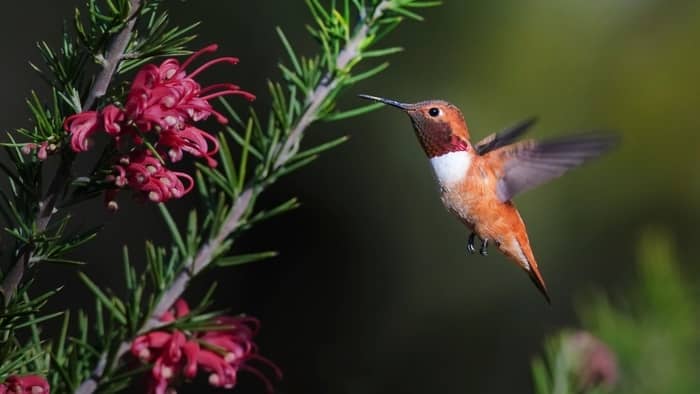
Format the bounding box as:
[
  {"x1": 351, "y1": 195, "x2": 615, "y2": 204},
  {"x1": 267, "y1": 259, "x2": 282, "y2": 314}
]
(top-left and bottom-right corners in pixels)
[{"x1": 359, "y1": 94, "x2": 472, "y2": 158}]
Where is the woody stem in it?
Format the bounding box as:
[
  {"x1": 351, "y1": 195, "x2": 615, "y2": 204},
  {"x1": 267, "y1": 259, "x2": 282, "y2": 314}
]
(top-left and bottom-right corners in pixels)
[
  {"x1": 75, "y1": 1, "x2": 395, "y2": 392},
  {"x1": 272, "y1": 0, "x2": 392, "y2": 169},
  {"x1": 0, "y1": 0, "x2": 141, "y2": 305}
]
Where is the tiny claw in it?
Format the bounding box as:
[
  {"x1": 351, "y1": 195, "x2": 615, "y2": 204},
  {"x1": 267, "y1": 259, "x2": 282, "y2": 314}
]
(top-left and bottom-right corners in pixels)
[
  {"x1": 480, "y1": 239, "x2": 489, "y2": 256},
  {"x1": 467, "y1": 233, "x2": 476, "y2": 254}
]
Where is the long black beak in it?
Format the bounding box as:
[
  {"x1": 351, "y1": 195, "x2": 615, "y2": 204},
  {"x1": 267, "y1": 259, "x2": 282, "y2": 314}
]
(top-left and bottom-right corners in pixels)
[{"x1": 358, "y1": 94, "x2": 411, "y2": 110}]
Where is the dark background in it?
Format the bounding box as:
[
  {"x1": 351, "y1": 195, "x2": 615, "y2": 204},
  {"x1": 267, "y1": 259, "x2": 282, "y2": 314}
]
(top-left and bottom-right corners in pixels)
[{"x1": 2, "y1": 1, "x2": 700, "y2": 393}]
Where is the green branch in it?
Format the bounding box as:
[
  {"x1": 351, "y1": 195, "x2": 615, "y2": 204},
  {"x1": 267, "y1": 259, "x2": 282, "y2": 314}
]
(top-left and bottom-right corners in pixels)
[
  {"x1": 272, "y1": 0, "x2": 392, "y2": 168},
  {"x1": 73, "y1": 1, "x2": 439, "y2": 391},
  {"x1": 82, "y1": 0, "x2": 141, "y2": 110},
  {"x1": 0, "y1": 0, "x2": 143, "y2": 307}
]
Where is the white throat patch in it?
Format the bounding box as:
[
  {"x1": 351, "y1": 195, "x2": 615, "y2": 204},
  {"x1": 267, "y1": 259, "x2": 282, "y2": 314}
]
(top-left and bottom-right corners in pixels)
[{"x1": 429, "y1": 151, "x2": 472, "y2": 186}]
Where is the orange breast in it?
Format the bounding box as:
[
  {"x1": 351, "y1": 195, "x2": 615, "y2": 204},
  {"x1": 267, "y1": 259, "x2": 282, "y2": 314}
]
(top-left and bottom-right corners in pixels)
[{"x1": 439, "y1": 157, "x2": 521, "y2": 243}]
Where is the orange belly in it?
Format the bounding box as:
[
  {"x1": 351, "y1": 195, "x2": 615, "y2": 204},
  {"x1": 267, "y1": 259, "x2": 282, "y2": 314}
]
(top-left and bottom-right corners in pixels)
[
  {"x1": 438, "y1": 158, "x2": 522, "y2": 242},
  {"x1": 437, "y1": 159, "x2": 549, "y2": 301}
]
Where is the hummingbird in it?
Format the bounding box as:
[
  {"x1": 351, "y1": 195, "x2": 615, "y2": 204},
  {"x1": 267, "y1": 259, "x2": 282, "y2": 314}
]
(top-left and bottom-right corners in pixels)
[{"x1": 358, "y1": 94, "x2": 617, "y2": 303}]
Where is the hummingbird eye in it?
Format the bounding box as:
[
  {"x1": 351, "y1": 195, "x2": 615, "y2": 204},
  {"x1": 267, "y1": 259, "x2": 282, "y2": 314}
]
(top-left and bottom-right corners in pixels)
[{"x1": 428, "y1": 107, "x2": 441, "y2": 117}]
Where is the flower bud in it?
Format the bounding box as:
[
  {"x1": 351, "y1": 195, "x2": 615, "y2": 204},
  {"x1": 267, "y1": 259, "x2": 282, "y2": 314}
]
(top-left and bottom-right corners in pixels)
[{"x1": 562, "y1": 330, "x2": 618, "y2": 391}]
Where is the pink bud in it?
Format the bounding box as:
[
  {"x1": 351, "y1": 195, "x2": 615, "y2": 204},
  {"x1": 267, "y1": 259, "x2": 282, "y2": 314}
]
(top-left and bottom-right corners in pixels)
[
  {"x1": 21, "y1": 143, "x2": 36, "y2": 155},
  {"x1": 562, "y1": 331, "x2": 618, "y2": 391}
]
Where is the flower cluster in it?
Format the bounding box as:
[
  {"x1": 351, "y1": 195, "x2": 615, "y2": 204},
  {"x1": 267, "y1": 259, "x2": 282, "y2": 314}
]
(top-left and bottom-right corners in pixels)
[
  {"x1": 0, "y1": 374, "x2": 49, "y2": 394},
  {"x1": 63, "y1": 44, "x2": 254, "y2": 205},
  {"x1": 131, "y1": 299, "x2": 280, "y2": 394},
  {"x1": 105, "y1": 150, "x2": 194, "y2": 207}
]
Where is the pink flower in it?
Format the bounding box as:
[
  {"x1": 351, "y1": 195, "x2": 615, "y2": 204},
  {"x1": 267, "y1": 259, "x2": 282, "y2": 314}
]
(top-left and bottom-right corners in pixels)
[
  {"x1": 123, "y1": 45, "x2": 254, "y2": 133},
  {"x1": 20, "y1": 143, "x2": 36, "y2": 155},
  {"x1": 182, "y1": 341, "x2": 200, "y2": 378},
  {"x1": 0, "y1": 374, "x2": 50, "y2": 394},
  {"x1": 131, "y1": 299, "x2": 280, "y2": 394},
  {"x1": 36, "y1": 142, "x2": 49, "y2": 160},
  {"x1": 120, "y1": 44, "x2": 252, "y2": 169},
  {"x1": 63, "y1": 45, "x2": 254, "y2": 208},
  {"x1": 112, "y1": 150, "x2": 193, "y2": 203},
  {"x1": 64, "y1": 111, "x2": 100, "y2": 152},
  {"x1": 132, "y1": 331, "x2": 174, "y2": 362},
  {"x1": 102, "y1": 104, "x2": 125, "y2": 136},
  {"x1": 158, "y1": 126, "x2": 220, "y2": 167}
]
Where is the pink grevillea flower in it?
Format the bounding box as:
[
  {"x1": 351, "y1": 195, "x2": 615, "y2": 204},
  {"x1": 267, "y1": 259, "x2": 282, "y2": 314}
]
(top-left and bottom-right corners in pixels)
[
  {"x1": 101, "y1": 104, "x2": 125, "y2": 136},
  {"x1": 63, "y1": 45, "x2": 254, "y2": 207},
  {"x1": 64, "y1": 111, "x2": 100, "y2": 152},
  {"x1": 131, "y1": 299, "x2": 280, "y2": 394},
  {"x1": 64, "y1": 44, "x2": 253, "y2": 161},
  {"x1": 109, "y1": 150, "x2": 194, "y2": 203},
  {"x1": 124, "y1": 45, "x2": 253, "y2": 132},
  {"x1": 0, "y1": 374, "x2": 50, "y2": 394},
  {"x1": 157, "y1": 126, "x2": 220, "y2": 167}
]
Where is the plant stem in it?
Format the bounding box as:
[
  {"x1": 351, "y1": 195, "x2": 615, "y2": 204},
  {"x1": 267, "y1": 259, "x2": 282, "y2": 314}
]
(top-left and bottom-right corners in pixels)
[
  {"x1": 83, "y1": 0, "x2": 141, "y2": 111},
  {"x1": 272, "y1": 0, "x2": 391, "y2": 169},
  {"x1": 75, "y1": 2, "x2": 394, "y2": 392},
  {"x1": 0, "y1": 0, "x2": 141, "y2": 306}
]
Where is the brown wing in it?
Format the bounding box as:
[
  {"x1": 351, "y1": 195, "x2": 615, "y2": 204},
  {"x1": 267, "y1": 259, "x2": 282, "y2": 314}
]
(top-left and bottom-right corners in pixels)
[
  {"x1": 475, "y1": 117, "x2": 537, "y2": 155},
  {"x1": 490, "y1": 133, "x2": 618, "y2": 202}
]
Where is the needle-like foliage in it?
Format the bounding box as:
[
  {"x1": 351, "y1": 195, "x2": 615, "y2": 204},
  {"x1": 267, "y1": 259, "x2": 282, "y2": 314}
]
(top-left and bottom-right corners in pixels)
[{"x1": 0, "y1": 0, "x2": 440, "y2": 393}]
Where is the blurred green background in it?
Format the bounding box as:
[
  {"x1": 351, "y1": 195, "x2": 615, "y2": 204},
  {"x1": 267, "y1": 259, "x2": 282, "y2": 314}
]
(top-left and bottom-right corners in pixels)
[{"x1": 2, "y1": 1, "x2": 700, "y2": 393}]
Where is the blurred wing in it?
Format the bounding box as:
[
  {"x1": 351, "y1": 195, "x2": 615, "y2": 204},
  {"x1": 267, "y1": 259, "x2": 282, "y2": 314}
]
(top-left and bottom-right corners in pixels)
[
  {"x1": 493, "y1": 133, "x2": 618, "y2": 202},
  {"x1": 475, "y1": 117, "x2": 538, "y2": 155}
]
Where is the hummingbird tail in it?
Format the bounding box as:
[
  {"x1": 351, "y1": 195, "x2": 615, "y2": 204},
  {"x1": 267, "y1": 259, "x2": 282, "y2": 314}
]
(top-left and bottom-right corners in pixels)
[
  {"x1": 515, "y1": 238, "x2": 551, "y2": 304},
  {"x1": 527, "y1": 265, "x2": 551, "y2": 304}
]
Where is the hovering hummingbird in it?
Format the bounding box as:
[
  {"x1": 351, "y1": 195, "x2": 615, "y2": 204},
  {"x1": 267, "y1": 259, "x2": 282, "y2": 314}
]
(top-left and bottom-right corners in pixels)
[{"x1": 358, "y1": 94, "x2": 617, "y2": 303}]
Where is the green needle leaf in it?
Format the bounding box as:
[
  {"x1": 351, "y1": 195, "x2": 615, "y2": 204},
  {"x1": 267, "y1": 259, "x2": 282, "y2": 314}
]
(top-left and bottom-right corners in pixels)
[
  {"x1": 158, "y1": 204, "x2": 187, "y2": 257},
  {"x1": 276, "y1": 27, "x2": 303, "y2": 75},
  {"x1": 294, "y1": 135, "x2": 349, "y2": 160},
  {"x1": 237, "y1": 118, "x2": 254, "y2": 191},
  {"x1": 77, "y1": 272, "x2": 127, "y2": 325},
  {"x1": 215, "y1": 251, "x2": 278, "y2": 267},
  {"x1": 325, "y1": 102, "x2": 384, "y2": 121}
]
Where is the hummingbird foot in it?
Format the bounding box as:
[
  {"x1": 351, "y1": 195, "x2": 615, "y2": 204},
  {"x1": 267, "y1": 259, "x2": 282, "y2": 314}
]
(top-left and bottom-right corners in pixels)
[
  {"x1": 467, "y1": 233, "x2": 477, "y2": 254},
  {"x1": 480, "y1": 239, "x2": 489, "y2": 256}
]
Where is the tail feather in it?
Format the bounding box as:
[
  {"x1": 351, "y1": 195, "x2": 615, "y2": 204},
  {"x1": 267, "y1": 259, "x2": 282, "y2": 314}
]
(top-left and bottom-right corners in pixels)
[
  {"x1": 515, "y1": 238, "x2": 551, "y2": 304},
  {"x1": 526, "y1": 264, "x2": 551, "y2": 304}
]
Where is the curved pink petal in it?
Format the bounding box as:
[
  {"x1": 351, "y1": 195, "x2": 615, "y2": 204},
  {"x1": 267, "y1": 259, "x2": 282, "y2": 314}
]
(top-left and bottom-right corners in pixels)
[
  {"x1": 147, "y1": 331, "x2": 174, "y2": 349},
  {"x1": 174, "y1": 299, "x2": 190, "y2": 318},
  {"x1": 183, "y1": 340, "x2": 200, "y2": 378},
  {"x1": 166, "y1": 330, "x2": 185, "y2": 363},
  {"x1": 102, "y1": 104, "x2": 125, "y2": 136},
  {"x1": 64, "y1": 111, "x2": 100, "y2": 152},
  {"x1": 4, "y1": 375, "x2": 50, "y2": 393}
]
